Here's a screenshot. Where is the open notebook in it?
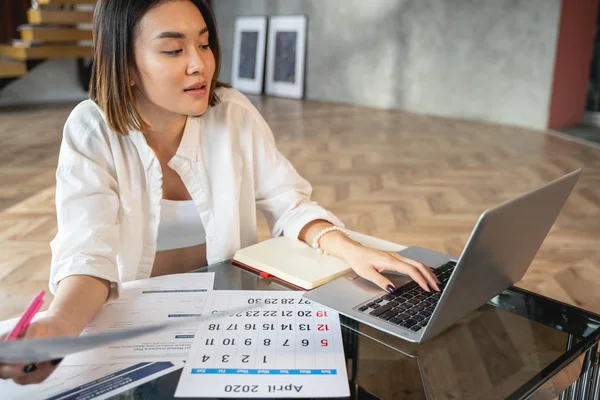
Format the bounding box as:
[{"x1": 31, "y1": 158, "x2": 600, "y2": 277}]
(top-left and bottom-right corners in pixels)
[{"x1": 232, "y1": 231, "x2": 407, "y2": 290}]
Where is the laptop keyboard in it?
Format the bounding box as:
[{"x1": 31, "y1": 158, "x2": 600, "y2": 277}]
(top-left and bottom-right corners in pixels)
[{"x1": 355, "y1": 261, "x2": 456, "y2": 332}]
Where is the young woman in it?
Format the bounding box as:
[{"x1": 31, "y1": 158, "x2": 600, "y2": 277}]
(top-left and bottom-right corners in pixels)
[{"x1": 0, "y1": 0, "x2": 439, "y2": 385}]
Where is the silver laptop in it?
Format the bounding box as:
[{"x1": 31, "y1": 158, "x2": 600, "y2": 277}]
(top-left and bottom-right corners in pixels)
[{"x1": 303, "y1": 169, "x2": 581, "y2": 344}]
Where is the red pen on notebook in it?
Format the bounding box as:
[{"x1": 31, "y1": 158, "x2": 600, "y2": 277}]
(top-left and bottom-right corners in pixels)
[{"x1": 3, "y1": 290, "x2": 45, "y2": 341}]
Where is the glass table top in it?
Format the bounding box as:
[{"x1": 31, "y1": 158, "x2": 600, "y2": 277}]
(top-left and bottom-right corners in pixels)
[{"x1": 114, "y1": 261, "x2": 600, "y2": 400}]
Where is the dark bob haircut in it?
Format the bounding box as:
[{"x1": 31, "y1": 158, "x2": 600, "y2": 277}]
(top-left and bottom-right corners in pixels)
[{"x1": 89, "y1": 0, "x2": 229, "y2": 134}]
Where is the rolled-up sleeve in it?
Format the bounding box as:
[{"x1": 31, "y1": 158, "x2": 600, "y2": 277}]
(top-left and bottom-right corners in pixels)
[
  {"x1": 49, "y1": 118, "x2": 121, "y2": 300},
  {"x1": 249, "y1": 108, "x2": 344, "y2": 240}
]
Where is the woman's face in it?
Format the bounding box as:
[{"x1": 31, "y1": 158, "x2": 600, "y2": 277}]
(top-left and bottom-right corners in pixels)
[{"x1": 132, "y1": 0, "x2": 215, "y2": 118}]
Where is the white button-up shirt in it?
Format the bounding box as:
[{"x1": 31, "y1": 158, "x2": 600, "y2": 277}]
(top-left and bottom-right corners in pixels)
[{"x1": 50, "y1": 88, "x2": 343, "y2": 299}]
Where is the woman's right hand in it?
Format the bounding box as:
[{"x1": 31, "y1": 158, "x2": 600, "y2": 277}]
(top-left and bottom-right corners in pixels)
[{"x1": 0, "y1": 314, "x2": 78, "y2": 385}]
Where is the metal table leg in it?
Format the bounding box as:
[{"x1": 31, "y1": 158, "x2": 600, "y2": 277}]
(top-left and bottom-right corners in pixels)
[
  {"x1": 581, "y1": 344, "x2": 598, "y2": 400},
  {"x1": 560, "y1": 335, "x2": 575, "y2": 400},
  {"x1": 589, "y1": 347, "x2": 600, "y2": 400},
  {"x1": 563, "y1": 342, "x2": 599, "y2": 400}
]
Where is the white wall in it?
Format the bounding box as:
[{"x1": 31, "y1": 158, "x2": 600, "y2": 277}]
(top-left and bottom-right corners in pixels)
[{"x1": 214, "y1": 0, "x2": 562, "y2": 130}]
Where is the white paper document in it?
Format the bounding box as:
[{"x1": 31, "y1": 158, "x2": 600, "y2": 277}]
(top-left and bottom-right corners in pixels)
[
  {"x1": 0, "y1": 361, "x2": 183, "y2": 400},
  {"x1": 61, "y1": 272, "x2": 215, "y2": 366},
  {"x1": 175, "y1": 290, "x2": 350, "y2": 398}
]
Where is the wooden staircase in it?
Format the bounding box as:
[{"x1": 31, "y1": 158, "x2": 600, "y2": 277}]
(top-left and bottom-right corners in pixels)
[
  {"x1": 0, "y1": 0, "x2": 96, "y2": 91},
  {"x1": 0, "y1": 61, "x2": 27, "y2": 78}
]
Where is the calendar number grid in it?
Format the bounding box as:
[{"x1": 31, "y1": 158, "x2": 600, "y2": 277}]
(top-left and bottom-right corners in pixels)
[{"x1": 190, "y1": 291, "x2": 338, "y2": 376}]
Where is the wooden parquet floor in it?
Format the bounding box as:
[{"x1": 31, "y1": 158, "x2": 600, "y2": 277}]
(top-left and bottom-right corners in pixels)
[
  {"x1": 0, "y1": 104, "x2": 69, "y2": 210},
  {"x1": 0, "y1": 97, "x2": 599, "y2": 323}
]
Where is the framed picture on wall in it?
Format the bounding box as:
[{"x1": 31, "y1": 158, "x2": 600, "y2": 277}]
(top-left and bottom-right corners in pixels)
[
  {"x1": 231, "y1": 16, "x2": 267, "y2": 95},
  {"x1": 265, "y1": 15, "x2": 307, "y2": 99}
]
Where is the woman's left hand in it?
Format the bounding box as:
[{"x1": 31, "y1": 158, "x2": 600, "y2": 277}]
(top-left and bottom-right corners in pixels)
[{"x1": 340, "y1": 243, "x2": 441, "y2": 294}]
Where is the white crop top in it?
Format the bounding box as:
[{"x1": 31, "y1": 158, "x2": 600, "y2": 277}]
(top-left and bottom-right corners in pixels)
[{"x1": 156, "y1": 199, "x2": 206, "y2": 251}]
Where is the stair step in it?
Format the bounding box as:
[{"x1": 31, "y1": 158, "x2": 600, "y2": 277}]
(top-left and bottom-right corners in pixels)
[
  {"x1": 20, "y1": 26, "x2": 92, "y2": 42},
  {"x1": 0, "y1": 61, "x2": 27, "y2": 78},
  {"x1": 28, "y1": 9, "x2": 93, "y2": 25},
  {"x1": 36, "y1": 0, "x2": 96, "y2": 4},
  {"x1": 0, "y1": 44, "x2": 93, "y2": 60}
]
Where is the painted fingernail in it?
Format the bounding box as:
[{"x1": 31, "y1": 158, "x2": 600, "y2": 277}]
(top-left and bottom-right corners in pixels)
[
  {"x1": 23, "y1": 363, "x2": 37, "y2": 373},
  {"x1": 51, "y1": 358, "x2": 63, "y2": 366},
  {"x1": 386, "y1": 284, "x2": 395, "y2": 293}
]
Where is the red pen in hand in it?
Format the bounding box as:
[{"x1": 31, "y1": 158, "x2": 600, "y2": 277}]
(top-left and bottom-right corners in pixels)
[{"x1": 3, "y1": 290, "x2": 45, "y2": 341}]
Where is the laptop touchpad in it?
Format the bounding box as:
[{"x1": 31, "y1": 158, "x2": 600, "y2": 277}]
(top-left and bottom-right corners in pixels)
[
  {"x1": 381, "y1": 271, "x2": 413, "y2": 287},
  {"x1": 344, "y1": 271, "x2": 412, "y2": 291}
]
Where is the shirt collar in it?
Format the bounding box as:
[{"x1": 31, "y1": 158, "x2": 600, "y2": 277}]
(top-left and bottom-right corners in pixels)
[
  {"x1": 174, "y1": 115, "x2": 200, "y2": 162},
  {"x1": 128, "y1": 115, "x2": 201, "y2": 171}
]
